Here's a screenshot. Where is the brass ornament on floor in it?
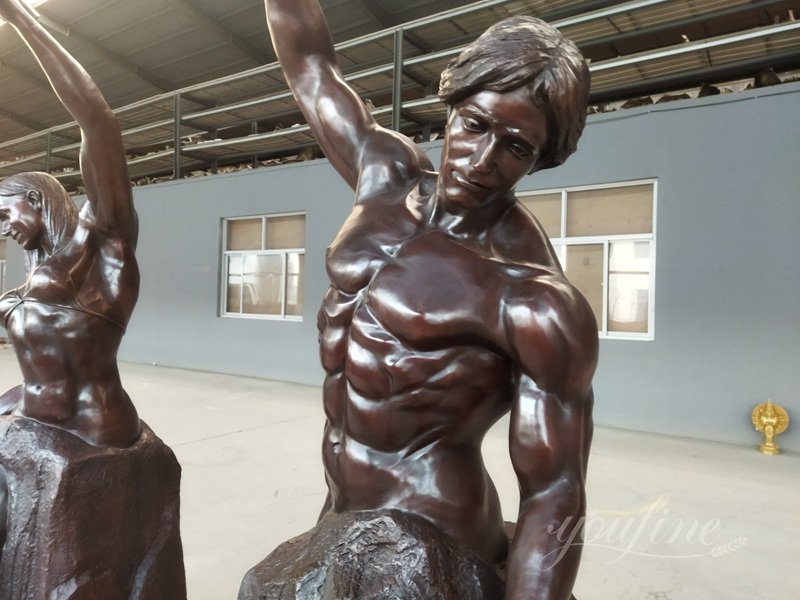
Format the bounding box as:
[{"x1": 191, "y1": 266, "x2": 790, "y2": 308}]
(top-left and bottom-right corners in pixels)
[{"x1": 751, "y1": 400, "x2": 789, "y2": 455}]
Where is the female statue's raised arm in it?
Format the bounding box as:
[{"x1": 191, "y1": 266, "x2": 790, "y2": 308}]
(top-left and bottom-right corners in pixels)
[
  {"x1": 266, "y1": 0, "x2": 427, "y2": 194},
  {"x1": 0, "y1": 0, "x2": 135, "y2": 240}
]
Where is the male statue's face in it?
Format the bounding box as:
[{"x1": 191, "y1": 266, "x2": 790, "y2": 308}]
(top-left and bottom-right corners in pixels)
[
  {"x1": 0, "y1": 191, "x2": 45, "y2": 251},
  {"x1": 438, "y1": 86, "x2": 548, "y2": 212}
]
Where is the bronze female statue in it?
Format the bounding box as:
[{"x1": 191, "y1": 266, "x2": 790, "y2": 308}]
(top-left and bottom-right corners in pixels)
[
  {"x1": 0, "y1": 0, "x2": 140, "y2": 555},
  {"x1": 263, "y1": 1, "x2": 598, "y2": 598},
  {"x1": 0, "y1": 0, "x2": 140, "y2": 449}
]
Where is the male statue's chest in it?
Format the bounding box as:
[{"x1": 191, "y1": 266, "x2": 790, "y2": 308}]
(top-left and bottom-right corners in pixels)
[{"x1": 364, "y1": 231, "x2": 506, "y2": 344}]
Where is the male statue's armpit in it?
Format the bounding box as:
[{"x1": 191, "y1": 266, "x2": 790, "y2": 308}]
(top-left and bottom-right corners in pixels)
[{"x1": 241, "y1": 2, "x2": 597, "y2": 599}]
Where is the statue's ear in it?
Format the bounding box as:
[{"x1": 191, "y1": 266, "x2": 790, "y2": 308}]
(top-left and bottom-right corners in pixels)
[{"x1": 25, "y1": 189, "x2": 42, "y2": 212}]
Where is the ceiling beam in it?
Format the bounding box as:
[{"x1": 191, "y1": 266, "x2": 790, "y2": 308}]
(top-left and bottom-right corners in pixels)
[
  {"x1": 0, "y1": 63, "x2": 79, "y2": 134},
  {"x1": 349, "y1": 0, "x2": 432, "y2": 53},
  {"x1": 0, "y1": 60, "x2": 51, "y2": 92},
  {"x1": 159, "y1": 0, "x2": 271, "y2": 65},
  {"x1": 590, "y1": 21, "x2": 800, "y2": 72},
  {"x1": 35, "y1": 10, "x2": 176, "y2": 94},
  {"x1": 589, "y1": 49, "x2": 800, "y2": 103},
  {"x1": 34, "y1": 9, "x2": 215, "y2": 109},
  {"x1": 542, "y1": 0, "x2": 643, "y2": 22},
  {"x1": 0, "y1": 105, "x2": 50, "y2": 132},
  {"x1": 579, "y1": 0, "x2": 795, "y2": 55},
  {"x1": 343, "y1": 0, "x2": 432, "y2": 92},
  {"x1": 349, "y1": 0, "x2": 395, "y2": 28}
]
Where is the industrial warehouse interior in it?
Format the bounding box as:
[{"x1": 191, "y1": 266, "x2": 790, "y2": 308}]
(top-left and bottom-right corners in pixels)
[{"x1": 0, "y1": 1, "x2": 798, "y2": 599}]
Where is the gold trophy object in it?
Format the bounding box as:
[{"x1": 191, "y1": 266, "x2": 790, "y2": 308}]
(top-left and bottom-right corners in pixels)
[{"x1": 751, "y1": 400, "x2": 789, "y2": 455}]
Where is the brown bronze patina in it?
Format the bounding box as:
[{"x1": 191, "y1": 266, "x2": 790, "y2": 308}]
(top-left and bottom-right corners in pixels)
[
  {"x1": 262, "y1": 1, "x2": 598, "y2": 598},
  {"x1": 0, "y1": 6, "x2": 185, "y2": 595},
  {"x1": 0, "y1": 0, "x2": 140, "y2": 447},
  {"x1": 0, "y1": 0, "x2": 141, "y2": 448},
  {"x1": 0, "y1": 0, "x2": 139, "y2": 557}
]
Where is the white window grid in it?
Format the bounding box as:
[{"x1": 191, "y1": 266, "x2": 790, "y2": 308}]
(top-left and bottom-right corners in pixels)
[
  {"x1": 220, "y1": 212, "x2": 305, "y2": 321},
  {"x1": 520, "y1": 179, "x2": 657, "y2": 341}
]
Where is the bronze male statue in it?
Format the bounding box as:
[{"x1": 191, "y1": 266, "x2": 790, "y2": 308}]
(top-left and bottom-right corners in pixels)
[
  {"x1": 244, "y1": 2, "x2": 598, "y2": 598},
  {"x1": 0, "y1": 1, "x2": 184, "y2": 596}
]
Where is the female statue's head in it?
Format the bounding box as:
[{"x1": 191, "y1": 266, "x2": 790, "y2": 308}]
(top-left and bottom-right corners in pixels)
[
  {"x1": 438, "y1": 16, "x2": 590, "y2": 171},
  {"x1": 0, "y1": 172, "x2": 78, "y2": 269}
]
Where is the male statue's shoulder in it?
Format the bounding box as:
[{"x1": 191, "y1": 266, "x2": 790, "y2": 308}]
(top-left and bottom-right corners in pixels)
[
  {"x1": 498, "y1": 271, "x2": 597, "y2": 397},
  {"x1": 505, "y1": 271, "x2": 595, "y2": 333}
]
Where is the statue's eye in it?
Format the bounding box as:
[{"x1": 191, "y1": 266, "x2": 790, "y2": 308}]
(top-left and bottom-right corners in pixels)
[
  {"x1": 509, "y1": 141, "x2": 535, "y2": 159},
  {"x1": 462, "y1": 116, "x2": 485, "y2": 132}
]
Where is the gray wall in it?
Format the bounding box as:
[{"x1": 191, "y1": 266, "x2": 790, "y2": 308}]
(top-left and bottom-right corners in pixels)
[
  {"x1": 123, "y1": 158, "x2": 354, "y2": 385},
  {"x1": 3, "y1": 237, "x2": 25, "y2": 294},
  {"x1": 3, "y1": 83, "x2": 798, "y2": 452},
  {"x1": 519, "y1": 83, "x2": 800, "y2": 452}
]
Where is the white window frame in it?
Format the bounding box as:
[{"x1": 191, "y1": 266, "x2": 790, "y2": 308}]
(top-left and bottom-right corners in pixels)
[
  {"x1": 520, "y1": 179, "x2": 657, "y2": 341},
  {"x1": 220, "y1": 212, "x2": 305, "y2": 321}
]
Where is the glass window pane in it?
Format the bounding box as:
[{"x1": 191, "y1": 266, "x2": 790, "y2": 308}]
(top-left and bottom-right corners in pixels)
[
  {"x1": 226, "y1": 255, "x2": 244, "y2": 313},
  {"x1": 564, "y1": 244, "x2": 604, "y2": 328},
  {"x1": 285, "y1": 253, "x2": 304, "y2": 316},
  {"x1": 552, "y1": 243, "x2": 566, "y2": 272},
  {"x1": 227, "y1": 218, "x2": 263, "y2": 251},
  {"x1": 608, "y1": 241, "x2": 650, "y2": 333},
  {"x1": 242, "y1": 254, "x2": 283, "y2": 315},
  {"x1": 609, "y1": 240, "x2": 651, "y2": 273},
  {"x1": 520, "y1": 193, "x2": 562, "y2": 238},
  {"x1": 266, "y1": 215, "x2": 305, "y2": 249},
  {"x1": 567, "y1": 184, "x2": 653, "y2": 237}
]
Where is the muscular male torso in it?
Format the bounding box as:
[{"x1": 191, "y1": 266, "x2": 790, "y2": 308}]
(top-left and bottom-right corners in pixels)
[{"x1": 318, "y1": 171, "x2": 565, "y2": 564}]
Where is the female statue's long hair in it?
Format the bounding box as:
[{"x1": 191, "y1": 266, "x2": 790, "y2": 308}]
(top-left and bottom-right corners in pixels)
[{"x1": 0, "y1": 172, "x2": 79, "y2": 271}]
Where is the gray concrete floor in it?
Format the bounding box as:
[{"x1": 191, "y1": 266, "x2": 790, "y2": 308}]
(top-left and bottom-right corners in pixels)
[{"x1": 0, "y1": 346, "x2": 796, "y2": 599}]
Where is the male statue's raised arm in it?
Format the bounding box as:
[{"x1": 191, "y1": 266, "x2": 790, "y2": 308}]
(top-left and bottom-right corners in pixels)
[{"x1": 266, "y1": 0, "x2": 432, "y2": 198}]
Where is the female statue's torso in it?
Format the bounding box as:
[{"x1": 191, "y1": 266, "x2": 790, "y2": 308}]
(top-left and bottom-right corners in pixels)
[{"x1": 1, "y1": 215, "x2": 140, "y2": 448}]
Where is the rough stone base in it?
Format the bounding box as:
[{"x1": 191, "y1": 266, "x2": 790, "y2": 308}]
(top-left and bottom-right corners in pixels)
[
  {"x1": 0, "y1": 417, "x2": 186, "y2": 599},
  {"x1": 239, "y1": 509, "x2": 506, "y2": 600}
]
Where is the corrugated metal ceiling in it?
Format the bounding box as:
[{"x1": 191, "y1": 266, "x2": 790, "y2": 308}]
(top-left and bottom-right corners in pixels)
[{"x1": 0, "y1": 0, "x2": 797, "y2": 190}]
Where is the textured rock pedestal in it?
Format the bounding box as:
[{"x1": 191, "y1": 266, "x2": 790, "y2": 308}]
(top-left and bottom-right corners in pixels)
[
  {"x1": 0, "y1": 417, "x2": 186, "y2": 599},
  {"x1": 239, "y1": 509, "x2": 506, "y2": 600}
]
